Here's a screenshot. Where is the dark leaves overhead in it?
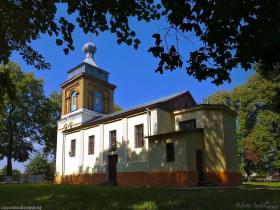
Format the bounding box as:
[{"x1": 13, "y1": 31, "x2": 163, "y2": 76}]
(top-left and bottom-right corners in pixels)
[
  {"x1": 149, "y1": 34, "x2": 182, "y2": 73},
  {"x1": 0, "y1": 0, "x2": 279, "y2": 84}
]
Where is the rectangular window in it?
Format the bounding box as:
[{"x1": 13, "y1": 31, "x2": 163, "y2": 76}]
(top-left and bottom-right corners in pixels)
[
  {"x1": 71, "y1": 92, "x2": 77, "y2": 112},
  {"x1": 70, "y1": 139, "x2": 76, "y2": 157},
  {"x1": 95, "y1": 96, "x2": 100, "y2": 105},
  {"x1": 109, "y1": 130, "x2": 117, "y2": 151},
  {"x1": 135, "y1": 124, "x2": 144, "y2": 148},
  {"x1": 166, "y1": 142, "x2": 175, "y2": 162},
  {"x1": 179, "y1": 119, "x2": 196, "y2": 131},
  {"x1": 88, "y1": 135, "x2": 95, "y2": 155}
]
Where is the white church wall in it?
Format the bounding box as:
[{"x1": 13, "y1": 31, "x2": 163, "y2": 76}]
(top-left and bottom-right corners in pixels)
[
  {"x1": 56, "y1": 108, "x2": 208, "y2": 176},
  {"x1": 156, "y1": 109, "x2": 173, "y2": 134},
  {"x1": 104, "y1": 120, "x2": 123, "y2": 154},
  {"x1": 116, "y1": 113, "x2": 149, "y2": 172},
  {"x1": 64, "y1": 131, "x2": 82, "y2": 175},
  {"x1": 121, "y1": 118, "x2": 128, "y2": 163},
  {"x1": 57, "y1": 110, "x2": 83, "y2": 130},
  {"x1": 55, "y1": 130, "x2": 64, "y2": 176},
  {"x1": 83, "y1": 126, "x2": 101, "y2": 173},
  {"x1": 150, "y1": 109, "x2": 158, "y2": 135},
  {"x1": 57, "y1": 108, "x2": 103, "y2": 131},
  {"x1": 127, "y1": 113, "x2": 149, "y2": 159}
]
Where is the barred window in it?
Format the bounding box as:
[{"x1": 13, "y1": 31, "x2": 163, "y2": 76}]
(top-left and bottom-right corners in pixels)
[
  {"x1": 166, "y1": 142, "x2": 175, "y2": 162},
  {"x1": 88, "y1": 135, "x2": 95, "y2": 155},
  {"x1": 110, "y1": 130, "x2": 117, "y2": 151},
  {"x1": 70, "y1": 139, "x2": 76, "y2": 157},
  {"x1": 135, "y1": 124, "x2": 144, "y2": 148},
  {"x1": 179, "y1": 119, "x2": 196, "y2": 131}
]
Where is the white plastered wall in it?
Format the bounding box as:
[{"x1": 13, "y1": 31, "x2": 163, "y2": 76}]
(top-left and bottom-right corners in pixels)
[
  {"x1": 64, "y1": 131, "x2": 82, "y2": 175},
  {"x1": 55, "y1": 130, "x2": 64, "y2": 176},
  {"x1": 83, "y1": 126, "x2": 102, "y2": 173},
  {"x1": 57, "y1": 108, "x2": 215, "y2": 175}
]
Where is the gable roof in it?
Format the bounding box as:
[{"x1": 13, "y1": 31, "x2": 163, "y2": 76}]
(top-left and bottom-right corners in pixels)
[{"x1": 95, "y1": 90, "x2": 189, "y2": 120}]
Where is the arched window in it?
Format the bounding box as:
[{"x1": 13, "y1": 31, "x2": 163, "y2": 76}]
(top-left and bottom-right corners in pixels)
[
  {"x1": 93, "y1": 91, "x2": 102, "y2": 112},
  {"x1": 71, "y1": 91, "x2": 77, "y2": 112}
]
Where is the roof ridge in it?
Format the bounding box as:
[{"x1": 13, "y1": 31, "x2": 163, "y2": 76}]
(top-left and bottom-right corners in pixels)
[{"x1": 88, "y1": 90, "x2": 189, "y2": 122}]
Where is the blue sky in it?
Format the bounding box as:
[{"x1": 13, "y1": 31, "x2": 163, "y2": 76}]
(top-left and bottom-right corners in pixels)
[
  {"x1": 10, "y1": 19, "x2": 254, "y2": 107},
  {"x1": 1, "y1": 7, "x2": 254, "y2": 172}
]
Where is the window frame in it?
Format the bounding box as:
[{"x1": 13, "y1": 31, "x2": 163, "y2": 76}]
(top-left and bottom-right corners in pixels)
[
  {"x1": 166, "y1": 142, "x2": 175, "y2": 162},
  {"x1": 179, "y1": 119, "x2": 196, "y2": 131},
  {"x1": 71, "y1": 91, "x2": 77, "y2": 112},
  {"x1": 109, "y1": 130, "x2": 117, "y2": 152},
  {"x1": 88, "y1": 135, "x2": 95, "y2": 155},
  {"x1": 69, "y1": 139, "x2": 76, "y2": 157},
  {"x1": 135, "y1": 124, "x2": 144, "y2": 148},
  {"x1": 93, "y1": 91, "x2": 103, "y2": 113}
]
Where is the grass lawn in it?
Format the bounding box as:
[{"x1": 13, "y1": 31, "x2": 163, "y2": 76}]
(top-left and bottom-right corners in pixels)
[
  {"x1": 243, "y1": 181, "x2": 280, "y2": 187},
  {"x1": 0, "y1": 183, "x2": 279, "y2": 210}
]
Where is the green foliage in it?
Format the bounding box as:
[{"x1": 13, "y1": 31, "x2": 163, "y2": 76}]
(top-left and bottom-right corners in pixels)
[
  {"x1": 244, "y1": 111, "x2": 280, "y2": 173},
  {"x1": 0, "y1": 62, "x2": 57, "y2": 176},
  {"x1": 0, "y1": 1, "x2": 279, "y2": 84},
  {"x1": 204, "y1": 72, "x2": 280, "y2": 175},
  {"x1": 0, "y1": 166, "x2": 21, "y2": 176},
  {"x1": 40, "y1": 91, "x2": 62, "y2": 155},
  {"x1": 25, "y1": 153, "x2": 55, "y2": 181},
  {"x1": 113, "y1": 104, "x2": 123, "y2": 112},
  {"x1": 203, "y1": 90, "x2": 231, "y2": 106}
]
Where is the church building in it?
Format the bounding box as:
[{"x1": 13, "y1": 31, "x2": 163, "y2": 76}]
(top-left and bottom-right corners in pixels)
[{"x1": 55, "y1": 42, "x2": 241, "y2": 187}]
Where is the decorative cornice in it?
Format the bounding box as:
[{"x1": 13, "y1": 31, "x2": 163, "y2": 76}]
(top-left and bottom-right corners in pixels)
[
  {"x1": 173, "y1": 104, "x2": 236, "y2": 116},
  {"x1": 60, "y1": 73, "x2": 116, "y2": 90}
]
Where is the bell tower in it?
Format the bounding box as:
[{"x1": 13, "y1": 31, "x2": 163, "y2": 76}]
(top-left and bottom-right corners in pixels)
[{"x1": 59, "y1": 42, "x2": 116, "y2": 126}]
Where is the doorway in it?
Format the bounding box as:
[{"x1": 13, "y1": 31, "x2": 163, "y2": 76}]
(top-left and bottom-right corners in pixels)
[
  {"x1": 108, "y1": 155, "x2": 118, "y2": 183},
  {"x1": 196, "y1": 150, "x2": 204, "y2": 181}
]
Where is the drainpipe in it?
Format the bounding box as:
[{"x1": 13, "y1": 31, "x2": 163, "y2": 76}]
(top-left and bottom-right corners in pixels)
[
  {"x1": 146, "y1": 108, "x2": 152, "y2": 170},
  {"x1": 62, "y1": 132, "x2": 66, "y2": 176},
  {"x1": 80, "y1": 129, "x2": 84, "y2": 173},
  {"x1": 146, "y1": 108, "x2": 151, "y2": 137},
  {"x1": 62, "y1": 123, "x2": 68, "y2": 176}
]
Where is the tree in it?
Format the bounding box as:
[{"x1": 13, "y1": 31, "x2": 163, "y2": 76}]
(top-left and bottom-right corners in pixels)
[
  {"x1": 113, "y1": 104, "x2": 123, "y2": 112},
  {"x1": 203, "y1": 90, "x2": 231, "y2": 107},
  {"x1": 0, "y1": 166, "x2": 21, "y2": 176},
  {"x1": 244, "y1": 111, "x2": 280, "y2": 173},
  {"x1": 0, "y1": 62, "x2": 49, "y2": 176},
  {"x1": 40, "y1": 92, "x2": 62, "y2": 156},
  {"x1": 204, "y1": 72, "x2": 280, "y2": 175},
  {"x1": 0, "y1": 1, "x2": 279, "y2": 85},
  {"x1": 25, "y1": 153, "x2": 55, "y2": 181},
  {"x1": 239, "y1": 140, "x2": 259, "y2": 180}
]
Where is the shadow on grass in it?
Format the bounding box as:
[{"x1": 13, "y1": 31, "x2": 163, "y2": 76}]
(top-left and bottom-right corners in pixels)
[{"x1": 0, "y1": 184, "x2": 279, "y2": 210}]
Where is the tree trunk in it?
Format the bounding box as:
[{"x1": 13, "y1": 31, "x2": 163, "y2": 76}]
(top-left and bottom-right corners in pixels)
[
  {"x1": 7, "y1": 128, "x2": 13, "y2": 177},
  {"x1": 6, "y1": 105, "x2": 14, "y2": 177},
  {"x1": 6, "y1": 154, "x2": 12, "y2": 176},
  {"x1": 246, "y1": 171, "x2": 251, "y2": 182}
]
